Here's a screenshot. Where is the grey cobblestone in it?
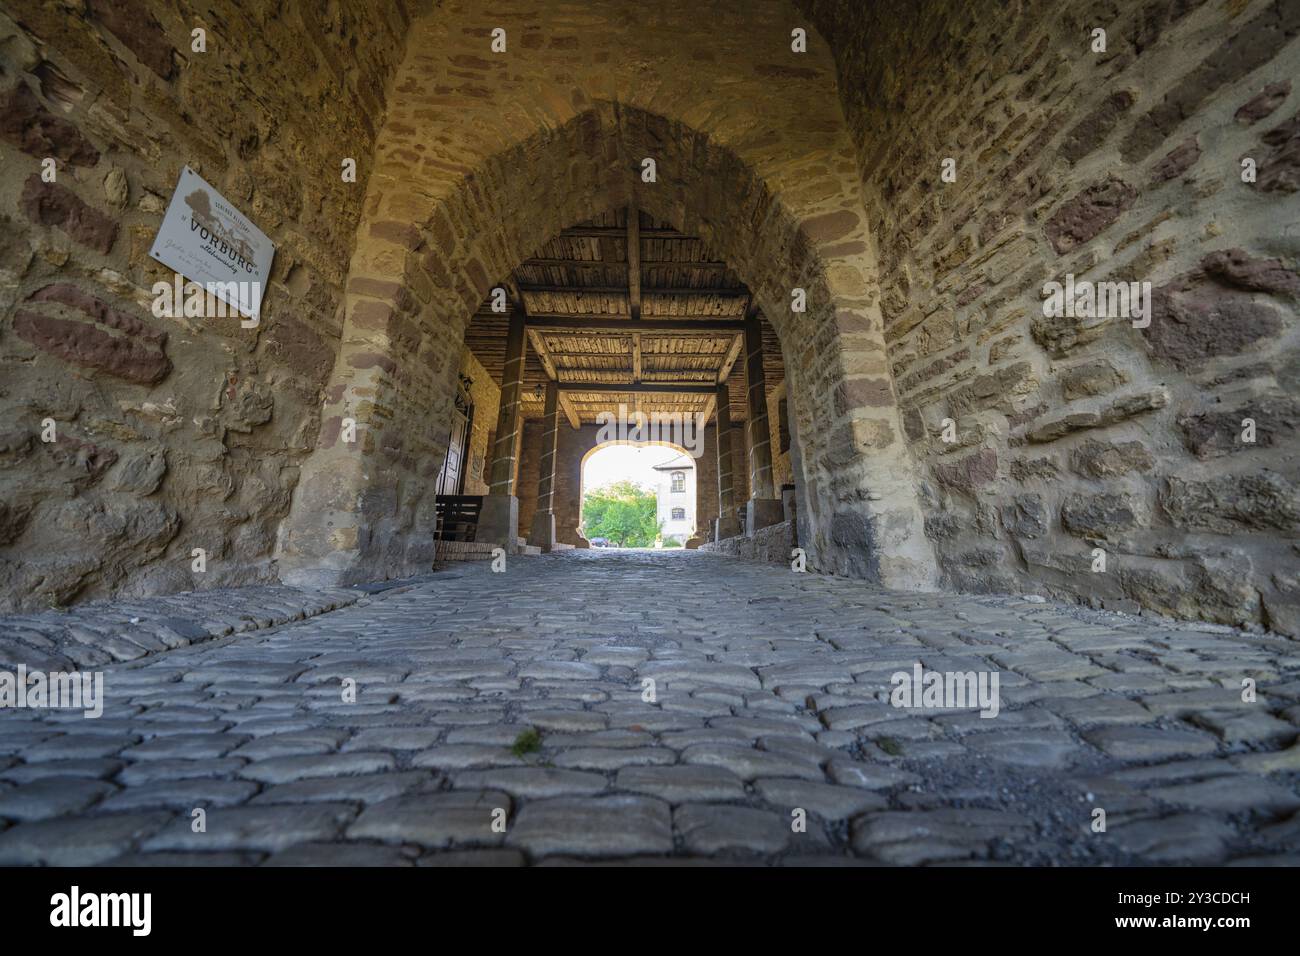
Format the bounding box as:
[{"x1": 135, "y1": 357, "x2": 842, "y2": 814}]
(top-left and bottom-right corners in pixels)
[
  {"x1": 347, "y1": 791, "x2": 511, "y2": 847},
  {"x1": 508, "y1": 796, "x2": 672, "y2": 858},
  {"x1": 1, "y1": 550, "x2": 1298, "y2": 865},
  {"x1": 141, "y1": 804, "x2": 356, "y2": 853},
  {"x1": 0, "y1": 778, "x2": 116, "y2": 820},
  {"x1": 675, "y1": 804, "x2": 798, "y2": 855},
  {"x1": 0, "y1": 585, "x2": 365, "y2": 671}
]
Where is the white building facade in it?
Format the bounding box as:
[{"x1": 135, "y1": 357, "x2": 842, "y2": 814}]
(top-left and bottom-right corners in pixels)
[{"x1": 651, "y1": 453, "x2": 695, "y2": 545}]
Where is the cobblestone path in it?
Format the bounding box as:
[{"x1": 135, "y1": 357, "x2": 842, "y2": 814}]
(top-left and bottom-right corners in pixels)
[{"x1": 2, "y1": 550, "x2": 1299, "y2": 866}]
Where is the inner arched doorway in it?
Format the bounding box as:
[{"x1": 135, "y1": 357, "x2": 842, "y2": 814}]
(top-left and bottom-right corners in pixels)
[
  {"x1": 575, "y1": 441, "x2": 701, "y2": 549},
  {"x1": 459, "y1": 204, "x2": 801, "y2": 557}
]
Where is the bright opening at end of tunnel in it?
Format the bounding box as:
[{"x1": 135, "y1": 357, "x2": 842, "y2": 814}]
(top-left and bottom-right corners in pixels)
[{"x1": 580, "y1": 443, "x2": 698, "y2": 549}]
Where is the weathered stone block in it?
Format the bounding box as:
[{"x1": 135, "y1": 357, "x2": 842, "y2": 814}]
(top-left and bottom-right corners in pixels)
[
  {"x1": 1069, "y1": 439, "x2": 1153, "y2": 479},
  {"x1": 1025, "y1": 387, "x2": 1169, "y2": 443},
  {"x1": 1059, "y1": 90, "x2": 1136, "y2": 163},
  {"x1": 1060, "y1": 361, "x2": 1124, "y2": 401},
  {"x1": 1161, "y1": 472, "x2": 1300, "y2": 533},
  {"x1": 1010, "y1": 457, "x2": 1059, "y2": 481},
  {"x1": 1030, "y1": 310, "x2": 1110, "y2": 358},
  {"x1": 1060, "y1": 493, "x2": 1143, "y2": 538},
  {"x1": 1150, "y1": 136, "x2": 1200, "y2": 182},
  {"x1": 1044, "y1": 177, "x2": 1137, "y2": 254},
  {"x1": 13, "y1": 298, "x2": 170, "y2": 385},
  {"x1": 1177, "y1": 396, "x2": 1298, "y2": 459},
  {"x1": 1236, "y1": 81, "x2": 1291, "y2": 124},
  {"x1": 1144, "y1": 259, "x2": 1290, "y2": 368},
  {"x1": 932, "y1": 447, "x2": 998, "y2": 494},
  {"x1": 948, "y1": 362, "x2": 1035, "y2": 416},
  {"x1": 20, "y1": 176, "x2": 117, "y2": 253},
  {"x1": 1259, "y1": 110, "x2": 1300, "y2": 193},
  {"x1": 0, "y1": 84, "x2": 99, "y2": 166},
  {"x1": 1000, "y1": 494, "x2": 1047, "y2": 539}
]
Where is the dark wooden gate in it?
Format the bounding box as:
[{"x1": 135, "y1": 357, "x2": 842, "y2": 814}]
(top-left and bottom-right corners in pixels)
[{"x1": 436, "y1": 375, "x2": 474, "y2": 498}]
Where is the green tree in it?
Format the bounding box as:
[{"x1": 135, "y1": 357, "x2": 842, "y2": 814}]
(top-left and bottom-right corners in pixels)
[{"x1": 582, "y1": 479, "x2": 661, "y2": 548}]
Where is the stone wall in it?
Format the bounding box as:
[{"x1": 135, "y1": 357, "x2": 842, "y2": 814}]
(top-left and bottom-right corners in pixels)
[
  {"x1": 516, "y1": 418, "x2": 543, "y2": 540},
  {"x1": 459, "y1": 347, "x2": 500, "y2": 496},
  {"x1": 800, "y1": 0, "x2": 1300, "y2": 634},
  {"x1": 694, "y1": 424, "x2": 721, "y2": 542},
  {"x1": 0, "y1": 2, "x2": 409, "y2": 610},
  {"x1": 699, "y1": 519, "x2": 794, "y2": 564},
  {"x1": 728, "y1": 422, "x2": 751, "y2": 506}
]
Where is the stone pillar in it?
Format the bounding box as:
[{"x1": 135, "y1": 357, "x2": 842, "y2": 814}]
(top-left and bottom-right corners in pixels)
[
  {"x1": 480, "y1": 310, "x2": 526, "y2": 550},
  {"x1": 528, "y1": 380, "x2": 560, "y2": 551},
  {"x1": 743, "y1": 313, "x2": 783, "y2": 535},
  {"x1": 714, "y1": 382, "x2": 741, "y2": 540}
]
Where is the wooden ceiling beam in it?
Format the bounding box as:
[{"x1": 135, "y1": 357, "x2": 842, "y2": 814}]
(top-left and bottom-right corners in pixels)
[
  {"x1": 543, "y1": 352, "x2": 633, "y2": 361},
  {"x1": 525, "y1": 328, "x2": 581, "y2": 429},
  {"x1": 558, "y1": 393, "x2": 582, "y2": 430},
  {"x1": 519, "y1": 283, "x2": 746, "y2": 296},
  {"x1": 626, "y1": 203, "x2": 642, "y2": 322},
  {"x1": 526, "y1": 317, "x2": 746, "y2": 333},
  {"x1": 520, "y1": 257, "x2": 729, "y2": 270},
  {"x1": 628, "y1": 204, "x2": 642, "y2": 396},
  {"x1": 556, "y1": 382, "x2": 717, "y2": 395},
  {"x1": 525, "y1": 328, "x2": 558, "y2": 379},
  {"x1": 717, "y1": 333, "x2": 744, "y2": 384}
]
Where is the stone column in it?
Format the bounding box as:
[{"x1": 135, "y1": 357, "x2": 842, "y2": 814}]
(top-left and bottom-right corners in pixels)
[
  {"x1": 714, "y1": 382, "x2": 741, "y2": 540},
  {"x1": 479, "y1": 310, "x2": 525, "y2": 550},
  {"x1": 743, "y1": 313, "x2": 783, "y2": 535},
  {"x1": 528, "y1": 380, "x2": 560, "y2": 551}
]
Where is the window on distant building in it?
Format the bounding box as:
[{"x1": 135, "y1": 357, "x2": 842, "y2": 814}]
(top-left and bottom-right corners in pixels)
[
  {"x1": 671, "y1": 471, "x2": 685, "y2": 493},
  {"x1": 671, "y1": 507, "x2": 685, "y2": 520}
]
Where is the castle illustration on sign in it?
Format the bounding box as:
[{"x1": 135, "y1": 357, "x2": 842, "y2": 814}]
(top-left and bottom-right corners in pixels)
[{"x1": 184, "y1": 187, "x2": 258, "y2": 264}]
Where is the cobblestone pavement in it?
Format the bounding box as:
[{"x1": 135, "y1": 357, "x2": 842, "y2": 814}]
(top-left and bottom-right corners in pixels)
[
  {"x1": 2, "y1": 550, "x2": 1299, "y2": 866},
  {"x1": 0, "y1": 585, "x2": 365, "y2": 672}
]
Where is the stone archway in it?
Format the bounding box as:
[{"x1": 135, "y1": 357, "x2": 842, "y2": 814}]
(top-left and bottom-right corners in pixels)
[
  {"x1": 271, "y1": 0, "x2": 942, "y2": 592},
  {"x1": 276, "y1": 99, "x2": 938, "y2": 591}
]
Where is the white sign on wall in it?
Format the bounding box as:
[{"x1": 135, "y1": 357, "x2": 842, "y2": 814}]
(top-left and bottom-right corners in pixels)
[{"x1": 149, "y1": 166, "x2": 275, "y2": 324}]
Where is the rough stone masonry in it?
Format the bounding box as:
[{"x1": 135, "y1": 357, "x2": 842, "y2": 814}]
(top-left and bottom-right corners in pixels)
[{"x1": 0, "y1": 2, "x2": 1297, "y2": 637}]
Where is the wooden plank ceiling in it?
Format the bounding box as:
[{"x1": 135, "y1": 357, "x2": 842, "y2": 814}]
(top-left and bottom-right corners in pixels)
[{"x1": 463, "y1": 207, "x2": 784, "y2": 423}]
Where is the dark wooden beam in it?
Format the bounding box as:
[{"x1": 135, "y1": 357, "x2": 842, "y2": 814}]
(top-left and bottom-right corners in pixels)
[
  {"x1": 519, "y1": 283, "x2": 745, "y2": 296},
  {"x1": 556, "y1": 382, "x2": 717, "y2": 395},
  {"x1": 525, "y1": 317, "x2": 746, "y2": 333},
  {"x1": 626, "y1": 204, "x2": 642, "y2": 322},
  {"x1": 525, "y1": 328, "x2": 581, "y2": 429},
  {"x1": 717, "y1": 333, "x2": 744, "y2": 383},
  {"x1": 521, "y1": 257, "x2": 729, "y2": 270}
]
